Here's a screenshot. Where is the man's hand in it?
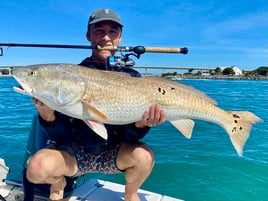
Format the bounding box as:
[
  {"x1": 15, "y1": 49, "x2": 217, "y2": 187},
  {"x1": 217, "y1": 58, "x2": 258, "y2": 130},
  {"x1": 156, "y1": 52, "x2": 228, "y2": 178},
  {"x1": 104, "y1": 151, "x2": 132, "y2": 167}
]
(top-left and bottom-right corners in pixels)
[
  {"x1": 32, "y1": 97, "x2": 55, "y2": 122},
  {"x1": 135, "y1": 105, "x2": 166, "y2": 128}
]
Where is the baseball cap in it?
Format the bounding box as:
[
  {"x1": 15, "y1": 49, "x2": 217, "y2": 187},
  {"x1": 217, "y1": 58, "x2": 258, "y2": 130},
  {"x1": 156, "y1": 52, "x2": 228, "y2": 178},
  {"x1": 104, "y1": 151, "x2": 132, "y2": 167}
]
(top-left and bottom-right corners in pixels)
[{"x1": 88, "y1": 8, "x2": 123, "y2": 27}]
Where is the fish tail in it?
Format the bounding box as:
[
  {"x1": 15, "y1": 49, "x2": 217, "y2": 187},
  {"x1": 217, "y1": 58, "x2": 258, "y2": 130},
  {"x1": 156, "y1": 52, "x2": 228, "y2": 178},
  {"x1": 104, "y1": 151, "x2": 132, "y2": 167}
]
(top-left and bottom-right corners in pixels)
[{"x1": 225, "y1": 111, "x2": 262, "y2": 156}]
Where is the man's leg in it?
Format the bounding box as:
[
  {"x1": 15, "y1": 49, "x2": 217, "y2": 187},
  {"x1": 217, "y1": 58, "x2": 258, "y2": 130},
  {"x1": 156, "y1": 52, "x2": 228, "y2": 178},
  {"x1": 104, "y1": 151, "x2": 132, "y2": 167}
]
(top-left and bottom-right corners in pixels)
[
  {"x1": 117, "y1": 143, "x2": 155, "y2": 201},
  {"x1": 26, "y1": 148, "x2": 78, "y2": 200}
]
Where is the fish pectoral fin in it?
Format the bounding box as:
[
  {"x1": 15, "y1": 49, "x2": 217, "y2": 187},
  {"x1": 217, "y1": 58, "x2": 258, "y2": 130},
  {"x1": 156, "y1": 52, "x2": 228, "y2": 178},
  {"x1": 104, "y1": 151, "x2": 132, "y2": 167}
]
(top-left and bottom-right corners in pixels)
[
  {"x1": 170, "y1": 119, "x2": 195, "y2": 139},
  {"x1": 82, "y1": 99, "x2": 107, "y2": 121},
  {"x1": 84, "y1": 120, "x2": 108, "y2": 140}
]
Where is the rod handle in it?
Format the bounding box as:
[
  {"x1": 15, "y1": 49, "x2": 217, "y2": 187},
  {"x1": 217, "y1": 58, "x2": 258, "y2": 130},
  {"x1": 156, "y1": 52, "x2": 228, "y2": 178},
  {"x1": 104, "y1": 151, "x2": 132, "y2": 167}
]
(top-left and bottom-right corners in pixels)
[
  {"x1": 97, "y1": 45, "x2": 188, "y2": 54},
  {"x1": 145, "y1": 47, "x2": 188, "y2": 54}
]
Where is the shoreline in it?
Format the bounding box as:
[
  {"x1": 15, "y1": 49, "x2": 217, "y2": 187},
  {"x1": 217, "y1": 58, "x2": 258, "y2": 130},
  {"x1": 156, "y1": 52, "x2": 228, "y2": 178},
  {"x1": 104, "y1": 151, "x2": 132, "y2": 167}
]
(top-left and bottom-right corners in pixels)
[
  {"x1": 1, "y1": 74, "x2": 267, "y2": 80},
  {"x1": 164, "y1": 75, "x2": 268, "y2": 80}
]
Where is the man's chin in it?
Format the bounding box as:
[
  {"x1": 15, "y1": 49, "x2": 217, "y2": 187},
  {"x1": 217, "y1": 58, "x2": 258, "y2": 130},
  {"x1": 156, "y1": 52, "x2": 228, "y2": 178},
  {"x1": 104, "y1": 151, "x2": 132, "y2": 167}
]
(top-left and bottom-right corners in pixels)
[{"x1": 100, "y1": 51, "x2": 112, "y2": 59}]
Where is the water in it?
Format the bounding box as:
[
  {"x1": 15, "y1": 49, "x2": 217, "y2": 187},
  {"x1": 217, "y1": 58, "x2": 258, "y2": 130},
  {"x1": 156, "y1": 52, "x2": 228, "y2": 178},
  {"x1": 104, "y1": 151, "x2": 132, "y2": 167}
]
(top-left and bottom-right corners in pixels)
[{"x1": 0, "y1": 77, "x2": 267, "y2": 201}]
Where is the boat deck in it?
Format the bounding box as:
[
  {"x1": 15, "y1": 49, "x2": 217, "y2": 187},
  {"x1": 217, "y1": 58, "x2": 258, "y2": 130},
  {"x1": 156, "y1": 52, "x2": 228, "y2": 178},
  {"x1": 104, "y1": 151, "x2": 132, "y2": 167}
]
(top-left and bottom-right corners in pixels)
[
  {"x1": 0, "y1": 158, "x2": 183, "y2": 201},
  {"x1": 71, "y1": 178, "x2": 183, "y2": 201},
  {"x1": 0, "y1": 178, "x2": 183, "y2": 201}
]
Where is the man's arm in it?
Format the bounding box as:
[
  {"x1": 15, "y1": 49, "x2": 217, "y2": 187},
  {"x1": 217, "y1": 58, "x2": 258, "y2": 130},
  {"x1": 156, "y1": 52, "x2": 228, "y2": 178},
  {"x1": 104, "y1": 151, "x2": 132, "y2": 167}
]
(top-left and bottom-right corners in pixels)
[{"x1": 32, "y1": 98, "x2": 71, "y2": 138}]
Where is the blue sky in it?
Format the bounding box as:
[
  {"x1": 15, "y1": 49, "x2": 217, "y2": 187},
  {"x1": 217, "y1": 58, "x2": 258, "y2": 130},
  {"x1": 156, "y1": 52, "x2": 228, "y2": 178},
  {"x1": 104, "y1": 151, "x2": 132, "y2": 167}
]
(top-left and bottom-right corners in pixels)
[{"x1": 0, "y1": 0, "x2": 267, "y2": 72}]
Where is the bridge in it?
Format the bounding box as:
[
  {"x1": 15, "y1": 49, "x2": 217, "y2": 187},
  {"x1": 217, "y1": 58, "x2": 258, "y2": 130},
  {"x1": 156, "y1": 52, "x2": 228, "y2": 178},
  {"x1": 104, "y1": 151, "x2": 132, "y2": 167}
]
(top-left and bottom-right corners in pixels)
[
  {"x1": 134, "y1": 66, "x2": 215, "y2": 75},
  {"x1": 0, "y1": 65, "x2": 217, "y2": 76}
]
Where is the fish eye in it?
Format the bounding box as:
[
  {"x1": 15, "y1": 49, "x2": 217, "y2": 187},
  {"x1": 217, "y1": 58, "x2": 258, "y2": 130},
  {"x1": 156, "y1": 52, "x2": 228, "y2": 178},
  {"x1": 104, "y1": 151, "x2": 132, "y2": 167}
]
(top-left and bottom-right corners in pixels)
[{"x1": 29, "y1": 70, "x2": 36, "y2": 76}]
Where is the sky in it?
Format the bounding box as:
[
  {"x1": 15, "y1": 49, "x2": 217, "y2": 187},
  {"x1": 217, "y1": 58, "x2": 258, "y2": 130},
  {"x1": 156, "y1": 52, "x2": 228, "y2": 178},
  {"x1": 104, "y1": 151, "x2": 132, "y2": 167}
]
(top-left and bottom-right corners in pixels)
[{"x1": 0, "y1": 0, "x2": 267, "y2": 72}]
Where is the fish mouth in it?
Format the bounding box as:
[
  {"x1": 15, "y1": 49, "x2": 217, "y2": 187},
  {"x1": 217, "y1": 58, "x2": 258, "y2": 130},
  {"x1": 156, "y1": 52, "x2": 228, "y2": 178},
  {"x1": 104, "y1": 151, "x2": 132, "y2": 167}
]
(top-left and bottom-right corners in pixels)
[{"x1": 13, "y1": 79, "x2": 33, "y2": 96}]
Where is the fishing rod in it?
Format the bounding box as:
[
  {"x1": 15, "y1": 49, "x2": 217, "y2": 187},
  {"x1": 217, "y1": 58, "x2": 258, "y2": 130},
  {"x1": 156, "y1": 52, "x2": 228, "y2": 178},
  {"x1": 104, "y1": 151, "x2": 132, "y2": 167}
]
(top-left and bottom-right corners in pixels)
[
  {"x1": 0, "y1": 42, "x2": 188, "y2": 68},
  {"x1": 0, "y1": 43, "x2": 188, "y2": 57}
]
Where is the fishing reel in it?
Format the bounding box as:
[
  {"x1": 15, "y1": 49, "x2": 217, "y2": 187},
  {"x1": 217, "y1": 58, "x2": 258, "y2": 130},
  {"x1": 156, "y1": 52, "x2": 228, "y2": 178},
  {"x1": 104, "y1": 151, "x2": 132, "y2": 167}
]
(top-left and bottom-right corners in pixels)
[
  {"x1": 105, "y1": 46, "x2": 149, "y2": 69},
  {"x1": 106, "y1": 54, "x2": 136, "y2": 69}
]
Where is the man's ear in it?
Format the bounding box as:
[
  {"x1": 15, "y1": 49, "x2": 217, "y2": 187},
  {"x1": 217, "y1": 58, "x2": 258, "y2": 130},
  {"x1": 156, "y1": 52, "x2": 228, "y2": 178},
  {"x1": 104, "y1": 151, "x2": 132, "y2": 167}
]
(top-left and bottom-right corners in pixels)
[
  {"x1": 86, "y1": 31, "x2": 91, "y2": 42},
  {"x1": 118, "y1": 32, "x2": 122, "y2": 44}
]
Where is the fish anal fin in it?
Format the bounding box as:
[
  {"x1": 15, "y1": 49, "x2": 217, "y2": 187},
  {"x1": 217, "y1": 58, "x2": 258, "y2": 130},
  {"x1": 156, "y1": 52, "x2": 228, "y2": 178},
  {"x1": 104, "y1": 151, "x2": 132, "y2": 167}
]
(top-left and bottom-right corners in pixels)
[
  {"x1": 170, "y1": 119, "x2": 195, "y2": 139},
  {"x1": 84, "y1": 120, "x2": 108, "y2": 140},
  {"x1": 82, "y1": 99, "x2": 107, "y2": 121}
]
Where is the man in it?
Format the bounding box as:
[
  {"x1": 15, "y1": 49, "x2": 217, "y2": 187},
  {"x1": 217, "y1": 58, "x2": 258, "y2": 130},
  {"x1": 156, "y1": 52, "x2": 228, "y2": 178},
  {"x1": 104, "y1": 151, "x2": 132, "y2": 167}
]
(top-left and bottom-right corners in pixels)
[{"x1": 25, "y1": 8, "x2": 166, "y2": 201}]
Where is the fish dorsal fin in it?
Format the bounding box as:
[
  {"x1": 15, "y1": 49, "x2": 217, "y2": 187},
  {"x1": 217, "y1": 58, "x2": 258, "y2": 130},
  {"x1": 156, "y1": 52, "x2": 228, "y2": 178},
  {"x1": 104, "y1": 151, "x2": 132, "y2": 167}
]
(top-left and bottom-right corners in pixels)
[
  {"x1": 82, "y1": 99, "x2": 107, "y2": 121},
  {"x1": 144, "y1": 76, "x2": 217, "y2": 105},
  {"x1": 84, "y1": 120, "x2": 108, "y2": 140},
  {"x1": 170, "y1": 119, "x2": 195, "y2": 139}
]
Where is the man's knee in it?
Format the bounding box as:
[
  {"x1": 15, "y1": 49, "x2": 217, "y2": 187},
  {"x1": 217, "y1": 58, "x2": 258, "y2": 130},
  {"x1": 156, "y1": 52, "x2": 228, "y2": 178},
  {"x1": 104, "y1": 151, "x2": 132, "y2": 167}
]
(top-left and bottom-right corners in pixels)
[
  {"x1": 134, "y1": 144, "x2": 155, "y2": 168},
  {"x1": 26, "y1": 150, "x2": 53, "y2": 183},
  {"x1": 118, "y1": 143, "x2": 155, "y2": 170}
]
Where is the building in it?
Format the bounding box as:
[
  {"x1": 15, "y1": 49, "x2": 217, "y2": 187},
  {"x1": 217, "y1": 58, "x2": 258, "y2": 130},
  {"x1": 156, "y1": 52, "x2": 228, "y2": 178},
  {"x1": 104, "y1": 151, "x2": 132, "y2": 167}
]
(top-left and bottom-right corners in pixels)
[
  {"x1": 232, "y1": 66, "x2": 243, "y2": 75},
  {"x1": 220, "y1": 65, "x2": 243, "y2": 75}
]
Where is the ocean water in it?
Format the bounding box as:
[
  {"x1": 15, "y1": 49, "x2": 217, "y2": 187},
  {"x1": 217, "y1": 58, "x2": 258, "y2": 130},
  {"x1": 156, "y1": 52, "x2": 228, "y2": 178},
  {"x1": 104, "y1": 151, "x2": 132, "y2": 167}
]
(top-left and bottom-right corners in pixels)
[{"x1": 0, "y1": 76, "x2": 267, "y2": 201}]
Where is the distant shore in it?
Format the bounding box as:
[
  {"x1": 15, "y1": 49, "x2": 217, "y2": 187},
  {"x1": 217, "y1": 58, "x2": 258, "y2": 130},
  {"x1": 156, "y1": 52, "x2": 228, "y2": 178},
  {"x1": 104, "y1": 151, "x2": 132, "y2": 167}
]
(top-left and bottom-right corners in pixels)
[
  {"x1": 163, "y1": 75, "x2": 268, "y2": 80},
  {"x1": 1, "y1": 74, "x2": 267, "y2": 80}
]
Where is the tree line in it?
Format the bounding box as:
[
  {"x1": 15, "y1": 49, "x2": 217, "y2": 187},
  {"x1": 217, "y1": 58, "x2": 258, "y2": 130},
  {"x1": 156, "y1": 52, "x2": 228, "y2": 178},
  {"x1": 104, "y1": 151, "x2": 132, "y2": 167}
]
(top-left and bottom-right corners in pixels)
[{"x1": 162, "y1": 66, "x2": 268, "y2": 77}]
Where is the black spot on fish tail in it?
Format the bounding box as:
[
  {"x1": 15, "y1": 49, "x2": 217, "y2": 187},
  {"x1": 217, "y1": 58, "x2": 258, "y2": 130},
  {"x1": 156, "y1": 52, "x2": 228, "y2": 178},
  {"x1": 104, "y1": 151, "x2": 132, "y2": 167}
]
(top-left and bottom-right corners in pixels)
[
  {"x1": 232, "y1": 114, "x2": 243, "y2": 134},
  {"x1": 171, "y1": 87, "x2": 175, "y2": 90},
  {"x1": 232, "y1": 127, "x2": 237, "y2": 133},
  {"x1": 233, "y1": 114, "x2": 240, "y2": 119}
]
